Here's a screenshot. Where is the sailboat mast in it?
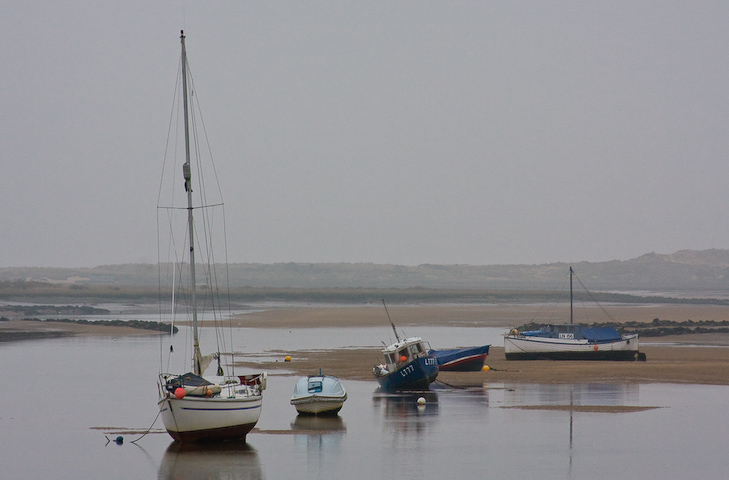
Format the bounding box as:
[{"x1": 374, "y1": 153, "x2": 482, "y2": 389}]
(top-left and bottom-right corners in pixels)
[
  {"x1": 180, "y1": 30, "x2": 202, "y2": 374},
  {"x1": 569, "y1": 266, "x2": 574, "y2": 325}
]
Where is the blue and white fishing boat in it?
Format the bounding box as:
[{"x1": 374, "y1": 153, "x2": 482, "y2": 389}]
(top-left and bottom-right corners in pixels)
[
  {"x1": 429, "y1": 345, "x2": 490, "y2": 371},
  {"x1": 290, "y1": 374, "x2": 347, "y2": 415},
  {"x1": 504, "y1": 267, "x2": 640, "y2": 361},
  {"x1": 373, "y1": 336, "x2": 439, "y2": 390},
  {"x1": 372, "y1": 301, "x2": 438, "y2": 390}
]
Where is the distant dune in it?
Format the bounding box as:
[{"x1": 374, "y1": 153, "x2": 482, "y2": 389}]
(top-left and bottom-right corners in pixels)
[{"x1": 1, "y1": 249, "x2": 729, "y2": 293}]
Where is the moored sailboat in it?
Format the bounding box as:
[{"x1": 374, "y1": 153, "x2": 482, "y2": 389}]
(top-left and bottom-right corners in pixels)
[
  {"x1": 156, "y1": 31, "x2": 266, "y2": 442},
  {"x1": 504, "y1": 267, "x2": 640, "y2": 361}
]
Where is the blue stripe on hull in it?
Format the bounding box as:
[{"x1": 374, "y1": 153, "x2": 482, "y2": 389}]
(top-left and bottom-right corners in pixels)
[{"x1": 180, "y1": 405, "x2": 261, "y2": 412}]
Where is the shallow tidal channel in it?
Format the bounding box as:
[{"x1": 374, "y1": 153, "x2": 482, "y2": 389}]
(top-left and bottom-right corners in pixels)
[{"x1": 1, "y1": 327, "x2": 728, "y2": 479}]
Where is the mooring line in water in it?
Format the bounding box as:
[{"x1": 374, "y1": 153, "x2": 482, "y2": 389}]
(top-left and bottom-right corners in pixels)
[
  {"x1": 128, "y1": 409, "x2": 163, "y2": 444},
  {"x1": 434, "y1": 379, "x2": 472, "y2": 389}
]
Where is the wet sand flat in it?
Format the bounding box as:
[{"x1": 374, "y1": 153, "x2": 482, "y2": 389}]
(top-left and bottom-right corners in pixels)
[
  {"x1": 228, "y1": 304, "x2": 729, "y2": 386},
  {"x1": 232, "y1": 343, "x2": 729, "y2": 387},
  {"x1": 230, "y1": 303, "x2": 729, "y2": 329},
  {"x1": 0, "y1": 319, "x2": 165, "y2": 341}
]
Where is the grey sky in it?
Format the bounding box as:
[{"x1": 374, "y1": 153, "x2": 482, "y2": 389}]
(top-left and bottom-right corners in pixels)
[{"x1": 2, "y1": 1, "x2": 728, "y2": 268}]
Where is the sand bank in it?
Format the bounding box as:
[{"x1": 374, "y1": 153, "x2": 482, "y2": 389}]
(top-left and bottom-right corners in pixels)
[
  {"x1": 231, "y1": 344, "x2": 729, "y2": 387},
  {"x1": 231, "y1": 303, "x2": 729, "y2": 329},
  {"x1": 229, "y1": 304, "x2": 729, "y2": 386},
  {"x1": 0, "y1": 319, "x2": 165, "y2": 341}
]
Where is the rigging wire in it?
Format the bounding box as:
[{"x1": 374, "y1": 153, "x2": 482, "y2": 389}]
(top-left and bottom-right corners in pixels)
[
  {"x1": 527, "y1": 273, "x2": 569, "y2": 324},
  {"x1": 573, "y1": 271, "x2": 617, "y2": 322},
  {"x1": 156, "y1": 51, "x2": 233, "y2": 377},
  {"x1": 187, "y1": 56, "x2": 233, "y2": 376}
]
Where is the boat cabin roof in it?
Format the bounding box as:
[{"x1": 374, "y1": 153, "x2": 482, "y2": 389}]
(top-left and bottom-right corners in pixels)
[
  {"x1": 382, "y1": 336, "x2": 426, "y2": 353},
  {"x1": 380, "y1": 337, "x2": 433, "y2": 368}
]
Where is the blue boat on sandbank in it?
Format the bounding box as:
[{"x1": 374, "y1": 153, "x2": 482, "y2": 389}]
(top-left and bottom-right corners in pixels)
[
  {"x1": 372, "y1": 300, "x2": 438, "y2": 390},
  {"x1": 429, "y1": 345, "x2": 490, "y2": 371},
  {"x1": 372, "y1": 336, "x2": 439, "y2": 390}
]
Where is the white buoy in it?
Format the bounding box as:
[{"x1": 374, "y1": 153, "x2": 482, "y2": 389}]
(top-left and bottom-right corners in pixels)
[{"x1": 417, "y1": 396, "x2": 426, "y2": 406}]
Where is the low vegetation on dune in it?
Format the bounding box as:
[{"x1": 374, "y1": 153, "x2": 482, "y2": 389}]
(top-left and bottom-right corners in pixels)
[{"x1": 2, "y1": 281, "x2": 729, "y2": 306}]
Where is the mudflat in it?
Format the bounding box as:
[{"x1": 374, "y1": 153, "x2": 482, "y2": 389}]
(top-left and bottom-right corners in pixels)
[
  {"x1": 231, "y1": 343, "x2": 729, "y2": 387},
  {"x1": 0, "y1": 319, "x2": 167, "y2": 341},
  {"x1": 230, "y1": 303, "x2": 729, "y2": 329},
  {"x1": 229, "y1": 304, "x2": 729, "y2": 386}
]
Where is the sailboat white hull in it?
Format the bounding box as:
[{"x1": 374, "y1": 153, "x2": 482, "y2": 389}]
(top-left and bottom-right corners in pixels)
[
  {"x1": 504, "y1": 334, "x2": 639, "y2": 360},
  {"x1": 159, "y1": 384, "x2": 262, "y2": 442}
]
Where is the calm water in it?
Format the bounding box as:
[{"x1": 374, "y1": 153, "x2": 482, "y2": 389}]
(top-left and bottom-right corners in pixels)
[{"x1": 1, "y1": 328, "x2": 729, "y2": 479}]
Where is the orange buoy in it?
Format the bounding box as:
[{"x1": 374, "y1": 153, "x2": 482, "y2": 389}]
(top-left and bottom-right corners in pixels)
[
  {"x1": 205, "y1": 389, "x2": 214, "y2": 397},
  {"x1": 174, "y1": 387, "x2": 186, "y2": 399},
  {"x1": 482, "y1": 365, "x2": 490, "y2": 372},
  {"x1": 284, "y1": 355, "x2": 292, "y2": 362},
  {"x1": 400, "y1": 355, "x2": 408, "y2": 362}
]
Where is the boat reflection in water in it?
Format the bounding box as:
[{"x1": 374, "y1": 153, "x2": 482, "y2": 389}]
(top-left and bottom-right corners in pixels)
[
  {"x1": 373, "y1": 390, "x2": 439, "y2": 438},
  {"x1": 291, "y1": 415, "x2": 347, "y2": 452},
  {"x1": 158, "y1": 441, "x2": 263, "y2": 480},
  {"x1": 503, "y1": 382, "x2": 640, "y2": 408},
  {"x1": 291, "y1": 414, "x2": 347, "y2": 433},
  {"x1": 502, "y1": 383, "x2": 641, "y2": 476}
]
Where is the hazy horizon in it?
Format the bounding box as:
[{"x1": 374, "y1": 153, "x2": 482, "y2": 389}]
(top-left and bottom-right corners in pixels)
[
  {"x1": 3, "y1": 2, "x2": 729, "y2": 268},
  {"x1": 0, "y1": 247, "x2": 724, "y2": 272}
]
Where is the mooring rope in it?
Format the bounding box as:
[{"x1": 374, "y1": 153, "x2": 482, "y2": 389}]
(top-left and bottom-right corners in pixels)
[{"x1": 129, "y1": 409, "x2": 163, "y2": 444}]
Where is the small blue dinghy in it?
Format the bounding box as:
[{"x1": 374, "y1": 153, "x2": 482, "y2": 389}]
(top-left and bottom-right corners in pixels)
[{"x1": 290, "y1": 374, "x2": 347, "y2": 415}]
